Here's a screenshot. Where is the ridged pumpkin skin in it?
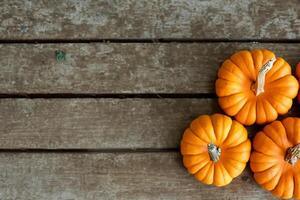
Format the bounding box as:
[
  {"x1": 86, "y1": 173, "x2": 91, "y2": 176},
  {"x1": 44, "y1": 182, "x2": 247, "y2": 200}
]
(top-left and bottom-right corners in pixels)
[
  {"x1": 296, "y1": 62, "x2": 300, "y2": 103},
  {"x1": 250, "y1": 117, "x2": 300, "y2": 199},
  {"x1": 181, "y1": 113, "x2": 251, "y2": 187},
  {"x1": 216, "y1": 49, "x2": 299, "y2": 125}
]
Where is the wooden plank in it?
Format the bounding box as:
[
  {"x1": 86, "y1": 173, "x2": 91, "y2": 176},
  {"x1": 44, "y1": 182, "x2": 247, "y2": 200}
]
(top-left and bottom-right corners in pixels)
[
  {"x1": 0, "y1": 152, "x2": 275, "y2": 200},
  {"x1": 0, "y1": 43, "x2": 299, "y2": 94},
  {"x1": 0, "y1": 0, "x2": 299, "y2": 40},
  {"x1": 0, "y1": 98, "x2": 297, "y2": 149},
  {"x1": 0, "y1": 98, "x2": 219, "y2": 149}
]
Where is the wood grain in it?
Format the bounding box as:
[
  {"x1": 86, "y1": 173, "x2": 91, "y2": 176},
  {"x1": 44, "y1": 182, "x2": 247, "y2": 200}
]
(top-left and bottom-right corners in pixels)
[
  {"x1": 0, "y1": 98, "x2": 219, "y2": 149},
  {"x1": 0, "y1": 43, "x2": 299, "y2": 94},
  {"x1": 0, "y1": 98, "x2": 297, "y2": 149},
  {"x1": 0, "y1": 0, "x2": 299, "y2": 40},
  {"x1": 0, "y1": 152, "x2": 276, "y2": 200},
  {"x1": 1, "y1": 1, "x2": 298, "y2": 199}
]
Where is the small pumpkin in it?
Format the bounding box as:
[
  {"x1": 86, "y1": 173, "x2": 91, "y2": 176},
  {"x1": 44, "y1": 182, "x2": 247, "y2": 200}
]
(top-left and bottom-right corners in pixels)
[
  {"x1": 181, "y1": 113, "x2": 251, "y2": 187},
  {"x1": 216, "y1": 49, "x2": 299, "y2": 125},
  {"x1": 250, "y1": 117, "x2": 300, "y2": 199},
  {"x1": 296, "y1": 62, "x2": 300, "y2": 103}
]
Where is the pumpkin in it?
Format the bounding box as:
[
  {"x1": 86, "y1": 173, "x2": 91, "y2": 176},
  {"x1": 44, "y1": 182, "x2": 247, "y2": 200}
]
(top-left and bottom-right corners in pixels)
[
  {"x1": 181, "y1": 113, "x2": 251, "y2": 187},
  {"x1": 296, "y1": 62, "x2": 300, "y2": 103},
  {"x1": 250, "y1": 117, "x2": 300, "y2": 199},
  {"x1": 216, "y1": 49, "x2": 299, "y2": 125}
]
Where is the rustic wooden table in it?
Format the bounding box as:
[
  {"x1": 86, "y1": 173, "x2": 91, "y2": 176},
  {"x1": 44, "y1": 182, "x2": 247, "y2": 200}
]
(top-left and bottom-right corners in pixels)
[{"x1": 0, "y1": 0, "x2": 299, "y2": 199}]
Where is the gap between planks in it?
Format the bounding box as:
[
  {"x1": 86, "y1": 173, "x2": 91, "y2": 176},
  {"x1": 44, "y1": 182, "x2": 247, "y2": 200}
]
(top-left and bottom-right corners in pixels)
[
  {"x1": 0, "y1": 148, "x2": 179, "y2": 153},
  {"x1": 0, "y1": 39, "x2": 300, "y2": 44},
  {"x1": 0, "y1": 93, "x2": 216, "y2": 99}
]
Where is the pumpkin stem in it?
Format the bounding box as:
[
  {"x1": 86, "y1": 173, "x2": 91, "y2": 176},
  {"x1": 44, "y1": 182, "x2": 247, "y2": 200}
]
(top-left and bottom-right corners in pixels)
[
  {"x1": 256, "y1": 58, "x2": 276, "y2": 96},
  {"x1": 207, "y1": 143, "x2": 221, "y2": 162},
  {"x1": 285, "y1": 144, "x2": 300, "y2": 165}
]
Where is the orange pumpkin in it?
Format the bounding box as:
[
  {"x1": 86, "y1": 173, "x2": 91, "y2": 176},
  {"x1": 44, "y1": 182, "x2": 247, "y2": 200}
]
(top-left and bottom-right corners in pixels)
[
  {"x1": 250, "y1": 117, "x2": 300, "y2": 199},
  {"x1": 181, "y1": 113, "x2": 251, "y2": 187},
  {"x1": 296, "y1": 62, "x2": 300, "y2": 103},
  {"x1": 216, "y1": 49, "x2": 299, "y2": 125}
]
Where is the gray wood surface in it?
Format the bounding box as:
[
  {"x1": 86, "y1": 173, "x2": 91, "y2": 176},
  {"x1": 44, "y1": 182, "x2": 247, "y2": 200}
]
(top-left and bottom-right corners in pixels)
[
  {"x1": 0, "y1": 0, "x2": 299, "y2": 40},
  {"x1": 0, "y1": 98, "x2": 296, "y2": 149},
  {"x1": 0, "y1": 43, "x2": 299, "y2": 94},
  {"x1": 0, "y1": 98, "x2": 218, "y2": 149},
  {"x1": 0, "y1": 152, "x2": 275, "y2": 200},
  {"x1": 1, "y1": 1, "x2": 299, "y2": 199}
]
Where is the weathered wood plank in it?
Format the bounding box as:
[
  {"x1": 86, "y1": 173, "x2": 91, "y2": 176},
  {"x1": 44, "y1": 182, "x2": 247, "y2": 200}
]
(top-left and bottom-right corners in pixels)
[
  {"x1": 0, "y1": 98, "x2": 297, "y2": 149},
  {"x1": 0, "y1": 43, "x2": 299, "y2": 94},
  {"x1": 0, "y1": 152, "x2": 275, "y2": 200},
  {"x1": 0, "y1": 0, "x2": 299, "y2": 40},
  {"x1": 0, "y1": 98, "x2": 219, "y2": 149}
]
